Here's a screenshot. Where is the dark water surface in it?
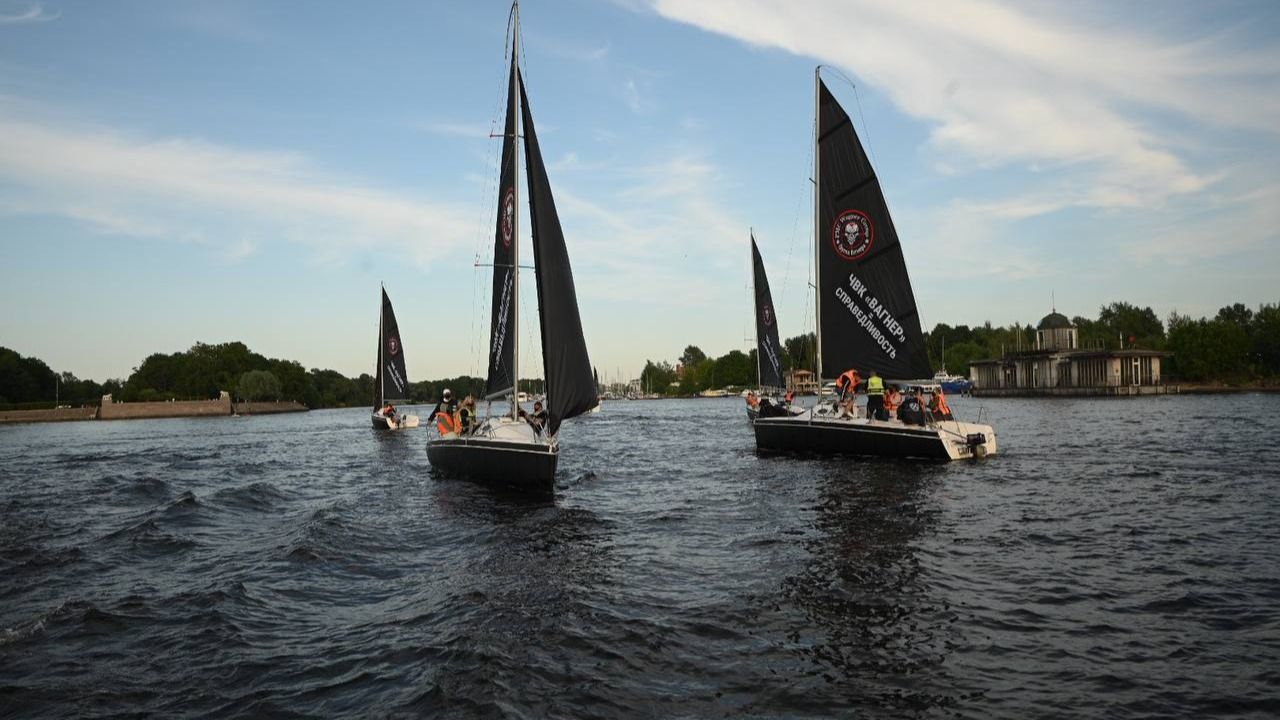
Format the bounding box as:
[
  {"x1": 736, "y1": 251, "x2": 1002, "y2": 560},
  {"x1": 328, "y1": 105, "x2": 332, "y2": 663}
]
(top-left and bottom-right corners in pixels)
[{"x1": 3, "y1": 395, "x2": 1279, "y2": 718}]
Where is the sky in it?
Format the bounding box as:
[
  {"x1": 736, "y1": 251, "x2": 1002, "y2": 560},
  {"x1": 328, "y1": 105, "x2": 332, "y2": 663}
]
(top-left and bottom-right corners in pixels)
[{"x1": 2, "y1": 0, "x2": 1278, "y2": 384}]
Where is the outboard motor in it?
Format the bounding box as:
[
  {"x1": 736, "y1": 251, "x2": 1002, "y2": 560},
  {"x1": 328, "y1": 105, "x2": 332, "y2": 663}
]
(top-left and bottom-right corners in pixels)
[{"x1": 966, "y1": 433, "x2": 988, "y2": 458}]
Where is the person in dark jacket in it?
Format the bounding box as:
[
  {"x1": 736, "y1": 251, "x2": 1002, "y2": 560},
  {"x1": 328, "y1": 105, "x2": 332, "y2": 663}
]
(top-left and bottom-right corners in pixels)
[
  {"x1": 897, "y1": 391, "x2": 926, "y2": 426},
  {"x1": 519, "y1": 400, "x2": 548, "y2": 433},
  {"x1": 427, "y1": 388, "x2": 457, "y2": 424}
]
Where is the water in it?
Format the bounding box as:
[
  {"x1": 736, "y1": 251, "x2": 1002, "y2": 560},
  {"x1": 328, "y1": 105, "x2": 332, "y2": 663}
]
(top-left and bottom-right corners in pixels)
[{"x1": 2, "y1": 395, "x2": 1279, "y2": 718}]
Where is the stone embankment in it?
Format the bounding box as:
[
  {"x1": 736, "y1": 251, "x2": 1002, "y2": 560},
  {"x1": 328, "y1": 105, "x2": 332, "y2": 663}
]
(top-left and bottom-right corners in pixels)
[
  {"x1": 234, "y1": 401, "x2": 308, "y2": 415},
  {"x1": 0, "y1": 407, "x2": 99, "y2": 424},
  {"x1": 98, "y1": 393, "x2": 233, "y2": 420},
  {"x1": 1, "y1": 393, "x2": 309, "y2": 425}
]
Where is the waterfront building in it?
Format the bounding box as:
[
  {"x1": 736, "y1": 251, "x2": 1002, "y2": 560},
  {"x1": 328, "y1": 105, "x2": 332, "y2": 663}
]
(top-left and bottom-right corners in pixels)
[
  {"x1": 786, "y1": 369, "x2": 820, "y2": 395},
  {"x1": 969, "y1": 311, "x2": 1176, "y2": 397}
]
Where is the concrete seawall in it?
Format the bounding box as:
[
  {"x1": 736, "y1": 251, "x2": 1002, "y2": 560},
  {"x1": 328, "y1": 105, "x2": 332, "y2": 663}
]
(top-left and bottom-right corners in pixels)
[
  {"x1": 234, "y1": 401, "x2": 308, "y2": 415},
  {"x1": 99, "y1": 392, "x2": 233, "y2": 420},
  {"x1": 1, "y1": 393, "x2": 311, "y2": 425},
  {"x1": 0, "y1": 407, "x2": 99, "y2": 424},
  {"x1": 973, "y1": 385, "x2": 1179, "y2": 398}
]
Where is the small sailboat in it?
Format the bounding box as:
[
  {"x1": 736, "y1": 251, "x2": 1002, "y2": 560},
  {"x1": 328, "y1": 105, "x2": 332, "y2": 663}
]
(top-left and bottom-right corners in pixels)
[
  {"x1": 752, "y1": 69, "x2": 996, "y2": 460},
  {"x1": 746, "y1": 232, "x2": 802, "y2": 421},
  {"x1": 371, "y1": 285, "x2": 420, "y2": 430},
  {"x1": 426, "y1": 2, "x2": 595, "y2": 491}
]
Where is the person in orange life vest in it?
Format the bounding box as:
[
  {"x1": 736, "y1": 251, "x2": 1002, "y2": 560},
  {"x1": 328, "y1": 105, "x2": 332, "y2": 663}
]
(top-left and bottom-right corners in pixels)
[
  {"x1": 745, "y1": 391, "x2": 759, "y2": 409},
  {"x1": 382, "y1": 402, "x2": 397, "y2": 421},
  {"x1": 428, "y1": 388, "x2": 458, "y2": 434},
  {"x1": 929, "y1": 389, "x2": 953, "y2": 421},
  {"x1": 784, "y1": 390, "x2": 794, "y2": 405},
  {"x1": 883, "y1": 385, "x2": 902, "y2": 418}
]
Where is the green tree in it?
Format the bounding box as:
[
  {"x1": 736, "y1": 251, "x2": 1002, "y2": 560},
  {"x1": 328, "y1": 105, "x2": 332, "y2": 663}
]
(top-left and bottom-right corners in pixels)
[
  {"x1": 782, "y1": 332, "x2": 816, "y2": 371},
  {"x1": 1254, "y1": 303, "x2": 1280, "y2": 377},
  {"x1": 238, "y1": 370, "x2": 282, "y2": 401},
  {"x1": 1098, "y1": 301, "x2": 1164, "y2": 349},
  {"x1": 679, "y1": 345, "x2": 707, "y2": 368},
  {"x1": 640, "y1": 360, "x2": 677, "y2": 394}
]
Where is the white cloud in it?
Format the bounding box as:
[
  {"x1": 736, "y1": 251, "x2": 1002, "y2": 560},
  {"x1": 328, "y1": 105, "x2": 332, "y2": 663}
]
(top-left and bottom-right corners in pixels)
[
  {"x1": 415, "y1": 120, "x2": 493, "y2": 140},
  {"x1": 0, "y1": 103, "x2": 476, "y2": 268},
  {"x1": 650, "y1": 0, "x2": 1277, "y2": 215},
  {"x1": 0, "y1": 2, "x2": 59, "y2": 24}
]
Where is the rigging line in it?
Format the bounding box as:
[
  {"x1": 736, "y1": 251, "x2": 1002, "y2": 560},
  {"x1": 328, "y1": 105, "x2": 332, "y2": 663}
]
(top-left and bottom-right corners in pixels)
[{"x1": 779, "y1": 110, "x2": 815, "y2": 311}]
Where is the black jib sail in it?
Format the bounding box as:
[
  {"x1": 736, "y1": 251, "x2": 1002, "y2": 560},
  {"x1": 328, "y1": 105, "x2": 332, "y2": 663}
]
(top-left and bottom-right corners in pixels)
[
  {"x1": 816, "y1": 78, "x2": 931, "y2": 381},
  {"x1": 485, "y1": 58, "x2": 520, "y2": 400},
  {"x1": 751, "y1": 234, "x2": 784, "y2": 391},
  {"x1": 519, "y1": 72, "x2": 595, "y2": 436},
  {"x1": 378, "y1": 287, "x2": 410, "y2": 405}
]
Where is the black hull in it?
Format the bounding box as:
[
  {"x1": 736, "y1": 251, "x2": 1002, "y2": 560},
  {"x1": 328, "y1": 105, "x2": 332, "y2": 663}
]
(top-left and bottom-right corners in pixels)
[
  {"x1": 371, "y1": 414, "x2": 390, "y2": 430},
  {"x1": 753, "y1": 417, "x2": 952, "y2": 460},
  {"x1": 426, "y1": 437, "x2": 558, "y2": 493}
]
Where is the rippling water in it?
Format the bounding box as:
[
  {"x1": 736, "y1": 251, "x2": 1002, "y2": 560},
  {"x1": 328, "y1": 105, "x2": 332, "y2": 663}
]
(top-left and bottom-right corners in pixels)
[{"x1": 3, "y1": 395, "x2": 1279, "y2": 718}]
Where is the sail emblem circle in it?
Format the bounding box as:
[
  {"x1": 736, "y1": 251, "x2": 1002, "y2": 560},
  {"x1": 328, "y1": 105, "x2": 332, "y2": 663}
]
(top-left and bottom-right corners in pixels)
[
  {"x1": 762, "y1": 304, "x2": 774, "y2": 327},
  {"x1": 832, "y1": 209, "x2": 874, "y2": 261},
  {"x1": 387, "y1": 336, "x2": 400, "y2": 356},
  {"x1": 501, "y1": 187, "x2": 515, "y2": 248}
]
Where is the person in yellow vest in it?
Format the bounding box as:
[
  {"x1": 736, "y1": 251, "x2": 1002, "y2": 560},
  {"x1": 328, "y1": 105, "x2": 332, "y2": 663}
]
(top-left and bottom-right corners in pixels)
[{"x1": 865, "y1": 370, "x2": 885, "y2": 420}]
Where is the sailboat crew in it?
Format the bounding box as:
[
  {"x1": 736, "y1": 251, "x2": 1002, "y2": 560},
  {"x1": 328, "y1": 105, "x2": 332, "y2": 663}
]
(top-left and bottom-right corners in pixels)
[
  {"x1": 865, "y1": 370, "x2": 885, "y2": 420},
  {"x1": 883, "y1": 385, "x2": 902, "y2": 419},
  {"x1": 429, "y1": 389, "x2": 458, "y2": 434},
  {"x1": 929, "y1": 389, "x2": 954, "y2": 421}
]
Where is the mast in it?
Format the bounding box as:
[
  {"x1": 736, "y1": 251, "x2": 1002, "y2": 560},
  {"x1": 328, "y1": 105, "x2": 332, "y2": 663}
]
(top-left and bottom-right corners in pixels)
[
  {"x1": 510, "y1": 0, "x2": 521, "y2": 420},
  {"x1": 812, "y1": 66, "x2": 823, "y2": 386},
  {"x1": 752, "y1": 229, "x2": 760, "y2": 388},
  {"x1": 375, "y1": 283, "x2": 383, "y2": 408}
]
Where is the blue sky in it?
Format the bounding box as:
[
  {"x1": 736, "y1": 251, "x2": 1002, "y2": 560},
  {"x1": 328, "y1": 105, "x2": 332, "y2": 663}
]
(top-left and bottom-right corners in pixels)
[{"x1": 2, "y1": 0, "x2": 1277, "y2": 383}]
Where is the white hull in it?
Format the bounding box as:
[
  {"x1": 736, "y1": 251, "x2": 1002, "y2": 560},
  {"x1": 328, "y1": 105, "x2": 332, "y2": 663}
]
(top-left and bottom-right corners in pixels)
[{"x1": 372, "y1": 410, "x2": 420, "y2": 430}]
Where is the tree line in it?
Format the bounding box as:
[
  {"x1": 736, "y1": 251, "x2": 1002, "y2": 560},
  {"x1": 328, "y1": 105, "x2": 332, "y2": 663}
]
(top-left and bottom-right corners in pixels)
[
  {"x1": 632, "y1": 300, "x2": 1280, "y2": 395},
  {"x1": 3, "y1": 300, "x2": 1275, "y2": 408},
  {"x1": 0, "y1": 341, "x2": 543, "y2": 410}
]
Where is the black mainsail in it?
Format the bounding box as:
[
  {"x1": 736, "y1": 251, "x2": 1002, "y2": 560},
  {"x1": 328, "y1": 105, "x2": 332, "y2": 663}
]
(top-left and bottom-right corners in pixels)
[
  {"x1": 376, "y1": 286, "x2": 409, "y2": 406},
  {"x1": 751, "y1": 234, "x2": 784, "y2": 391},
  {"x1": 485, "y1": 58, "x2": 520, "y2": 400},
  {"x1": 816, "y1": 78, "x2": 931, "y2": 381},
  {"x1": 519, "y1": 72, "x2": 595, "y2": 436}
]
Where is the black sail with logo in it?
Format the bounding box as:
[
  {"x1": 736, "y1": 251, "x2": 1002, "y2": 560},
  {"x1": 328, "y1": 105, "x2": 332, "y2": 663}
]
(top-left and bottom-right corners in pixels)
[
  {"x1": 379, "y1": 287, "x2": 410, "y2": 404},
  {"x1": 751, "y1": 234, "x2": 784, "y2": 391},
  {"x1": 485, "y1": 58, "x2": 519, "y2": 399},
  {"x1": 817, "y1": 79, "x2": 931, "y2": 381},
  {"x1": 519, "y1": 72, "x2": 595, "y2": 436}
]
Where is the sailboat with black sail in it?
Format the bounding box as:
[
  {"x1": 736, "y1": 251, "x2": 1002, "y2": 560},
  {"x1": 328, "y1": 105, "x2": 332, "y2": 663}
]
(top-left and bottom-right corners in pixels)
[
  {"x1": 426, "y1": 2, "x2": 595, "y2": 491},
  {"x1": 746, "y1": 232, "x2": 801, "y2": 420},
  {"x1": 752, "y1": 69, "x2": 996, "y2": 460},
  {"x1": 371, "y1": 286, "x2": 420, "y2": 430}
]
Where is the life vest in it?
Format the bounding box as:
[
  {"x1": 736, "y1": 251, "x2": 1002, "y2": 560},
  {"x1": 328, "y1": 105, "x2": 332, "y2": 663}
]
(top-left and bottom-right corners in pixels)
[
  {"x1": 436, "y1": 411, "x2": 458, "y2": 435},
  {"x1": 883, "y1": 390, "x2": 899, "y2": 413},
  {"x1": 932, "y1": 392, "x2": 952, "y2": 418},
  {"x1": 867, "y1": 376, "x2": 884, "y2": 396},
  {"x1": 838, "y1": 369, "x2": 861, "y2": 392}
]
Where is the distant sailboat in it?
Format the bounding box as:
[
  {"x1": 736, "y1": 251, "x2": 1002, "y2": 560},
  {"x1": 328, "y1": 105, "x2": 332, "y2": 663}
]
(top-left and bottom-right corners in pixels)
[
  {"x1": 746, "y1": 232, "x2": 801, "y2": 420},
  {"x1": 371, "y1": 285, "x2": 420, "y2": 430},
  {"x1": 752, "y1": 69, "x2": 996, "y2": 460},
  {"x1": 426, "y1": 1, "x2": 595, "y2": 490}
]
